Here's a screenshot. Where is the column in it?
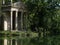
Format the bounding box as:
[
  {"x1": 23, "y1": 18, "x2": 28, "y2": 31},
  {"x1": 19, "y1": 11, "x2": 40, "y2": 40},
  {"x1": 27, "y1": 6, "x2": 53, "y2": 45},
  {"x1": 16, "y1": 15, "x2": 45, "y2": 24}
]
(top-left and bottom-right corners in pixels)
[
  {"x1": 21, "y1": 11, "x2": 23, "y2": 30},
  {"x1": 11, "y1": 11, "x2": 13, "y2": 31},
  {"x1": 15, "y1": 11, "x2": 18, "y2": 31},
  {"x1": 4, "y1": 20, "x2": 8, "y2": 31}
]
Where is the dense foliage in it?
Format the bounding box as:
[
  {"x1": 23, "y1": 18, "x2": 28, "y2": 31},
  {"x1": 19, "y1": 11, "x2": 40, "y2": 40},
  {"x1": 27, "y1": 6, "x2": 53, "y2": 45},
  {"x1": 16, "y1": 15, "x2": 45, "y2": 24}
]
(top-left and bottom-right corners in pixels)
[{"x1": 22, "y1": 0, "x2": 60, "y2": 37}]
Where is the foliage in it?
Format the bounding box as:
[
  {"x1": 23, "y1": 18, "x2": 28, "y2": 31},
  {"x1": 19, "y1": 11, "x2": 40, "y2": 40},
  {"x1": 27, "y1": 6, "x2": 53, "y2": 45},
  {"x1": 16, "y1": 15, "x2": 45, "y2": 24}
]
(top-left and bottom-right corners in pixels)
[{"x1": 22, "y1": 0, "x2": 60, "y2": 36}]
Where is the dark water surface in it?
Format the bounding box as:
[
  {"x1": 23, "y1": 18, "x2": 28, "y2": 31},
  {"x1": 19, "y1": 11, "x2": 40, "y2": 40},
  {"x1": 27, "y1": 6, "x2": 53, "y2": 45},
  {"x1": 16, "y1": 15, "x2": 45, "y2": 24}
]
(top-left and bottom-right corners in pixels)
[{"x1": 0, "y1": 36, "x2": 60, "y2": 45}]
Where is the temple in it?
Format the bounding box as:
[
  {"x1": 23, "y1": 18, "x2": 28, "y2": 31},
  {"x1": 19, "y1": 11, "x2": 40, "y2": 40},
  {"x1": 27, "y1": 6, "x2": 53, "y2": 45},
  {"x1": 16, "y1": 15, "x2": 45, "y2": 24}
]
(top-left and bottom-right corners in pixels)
[{"x1": 0, "y1": 0, "x2": 27, "y2": 31}]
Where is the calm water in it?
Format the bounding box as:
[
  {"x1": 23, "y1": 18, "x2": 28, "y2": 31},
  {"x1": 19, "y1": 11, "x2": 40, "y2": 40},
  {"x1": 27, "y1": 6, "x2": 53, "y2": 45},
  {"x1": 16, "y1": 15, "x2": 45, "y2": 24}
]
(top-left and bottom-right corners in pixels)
[{"x1": 0, "y1": 36, "x2": 60, "y2": 45}]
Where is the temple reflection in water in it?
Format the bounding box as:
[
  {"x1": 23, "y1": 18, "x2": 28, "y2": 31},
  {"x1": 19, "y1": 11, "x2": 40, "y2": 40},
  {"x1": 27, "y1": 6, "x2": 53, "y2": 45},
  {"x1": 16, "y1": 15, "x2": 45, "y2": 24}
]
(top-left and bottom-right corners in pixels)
[{"x1": 1, "y1": 38, "x2": 23, "y2": 45}]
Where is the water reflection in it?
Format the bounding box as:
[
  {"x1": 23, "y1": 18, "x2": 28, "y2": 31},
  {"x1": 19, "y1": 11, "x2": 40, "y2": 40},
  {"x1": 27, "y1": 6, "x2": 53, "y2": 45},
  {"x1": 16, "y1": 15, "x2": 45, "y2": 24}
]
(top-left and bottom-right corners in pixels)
[
  {"x1": 4, "y1": 38, "x2": 18, "y2": 45},
  {"x1": 0, "y1": 36, "x2": 60, "y2": 45},
  {"x1": 0, "y1": 37, "x2": 30, "y2": 45},
  {"x1": 4, "y1": 39, "x2": 7, "y2": 45}
]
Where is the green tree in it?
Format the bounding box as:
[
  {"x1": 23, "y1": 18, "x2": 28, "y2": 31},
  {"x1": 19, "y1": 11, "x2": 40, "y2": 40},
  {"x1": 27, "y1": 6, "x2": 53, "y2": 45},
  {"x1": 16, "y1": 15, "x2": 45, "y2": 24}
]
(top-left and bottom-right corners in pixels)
[{"x1": 22, "y1": 0, "x2": 60, "y2": 37}]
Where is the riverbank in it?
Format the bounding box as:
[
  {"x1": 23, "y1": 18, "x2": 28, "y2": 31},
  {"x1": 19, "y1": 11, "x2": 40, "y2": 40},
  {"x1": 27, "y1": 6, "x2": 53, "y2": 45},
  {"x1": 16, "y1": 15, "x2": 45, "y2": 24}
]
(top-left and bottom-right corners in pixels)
[{"x1": 0, "y1": 31, "x2": 38, "y2": 37}]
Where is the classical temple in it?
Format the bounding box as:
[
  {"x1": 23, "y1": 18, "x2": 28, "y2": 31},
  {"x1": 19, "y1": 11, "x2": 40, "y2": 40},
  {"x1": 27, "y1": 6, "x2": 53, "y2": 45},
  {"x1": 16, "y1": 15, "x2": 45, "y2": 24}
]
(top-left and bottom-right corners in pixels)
[{"x1": 0, "y1": 0, "x2": 27, "y2": 31}]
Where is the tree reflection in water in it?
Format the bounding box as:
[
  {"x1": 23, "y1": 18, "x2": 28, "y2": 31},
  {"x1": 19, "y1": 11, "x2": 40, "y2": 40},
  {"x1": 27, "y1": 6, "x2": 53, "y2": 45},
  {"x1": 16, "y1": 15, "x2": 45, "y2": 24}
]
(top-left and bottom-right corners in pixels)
[{"x1": 0, "y1": 36, "x2": 60, "y2": 45}]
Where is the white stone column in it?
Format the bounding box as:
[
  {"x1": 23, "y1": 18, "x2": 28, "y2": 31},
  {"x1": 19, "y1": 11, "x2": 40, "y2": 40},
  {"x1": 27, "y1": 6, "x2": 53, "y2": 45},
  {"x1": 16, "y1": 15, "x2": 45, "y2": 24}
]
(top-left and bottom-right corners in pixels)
[
  {"x1": 11, "y1": 11, "x2": 13, "y2": 31},
  {"x1": 4, "y1": 39, "x2": 7, "y2": 45},
  {"x1": 15, "y1": 11, "x2": 18, "y2": 31},
  {"x1": 11, "y1": 0, "x2": 13, "y2": 31},
  {"x1": 4, "y1": 20, "x2": 8, "y2": 31}
]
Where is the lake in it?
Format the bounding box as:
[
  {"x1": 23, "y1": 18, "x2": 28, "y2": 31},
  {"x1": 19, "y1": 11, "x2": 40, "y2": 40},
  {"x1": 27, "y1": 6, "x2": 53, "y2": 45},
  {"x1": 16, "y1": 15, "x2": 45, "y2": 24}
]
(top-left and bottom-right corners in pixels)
[{"x1": 0, "y1": 35, "x2": 60, "y2": 45}]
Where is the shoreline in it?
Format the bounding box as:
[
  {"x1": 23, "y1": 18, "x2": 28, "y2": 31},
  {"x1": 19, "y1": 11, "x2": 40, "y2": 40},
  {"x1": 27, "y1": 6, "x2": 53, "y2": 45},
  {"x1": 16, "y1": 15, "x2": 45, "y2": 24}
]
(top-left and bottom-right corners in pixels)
[{"x1": 0, "y1": 31, "x2": 38, "y2": 37}]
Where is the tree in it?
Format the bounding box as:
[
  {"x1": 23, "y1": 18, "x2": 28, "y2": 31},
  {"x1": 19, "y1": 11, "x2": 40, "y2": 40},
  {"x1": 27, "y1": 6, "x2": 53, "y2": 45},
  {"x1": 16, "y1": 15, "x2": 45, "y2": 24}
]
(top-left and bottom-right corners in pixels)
[{"x1": 22, "y1": 0, "x2": 60, "y2": 37}]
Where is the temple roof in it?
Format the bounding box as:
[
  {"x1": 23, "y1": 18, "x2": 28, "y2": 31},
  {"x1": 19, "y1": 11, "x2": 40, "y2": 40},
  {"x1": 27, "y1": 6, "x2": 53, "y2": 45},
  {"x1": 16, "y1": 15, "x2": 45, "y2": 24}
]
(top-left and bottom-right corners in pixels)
[
  {"x1": 2, "y1": 1, "x2": 27, "y2": 12},
  {"x1": 12, "y1": 1, "x2": 26, "y2": 9}
]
